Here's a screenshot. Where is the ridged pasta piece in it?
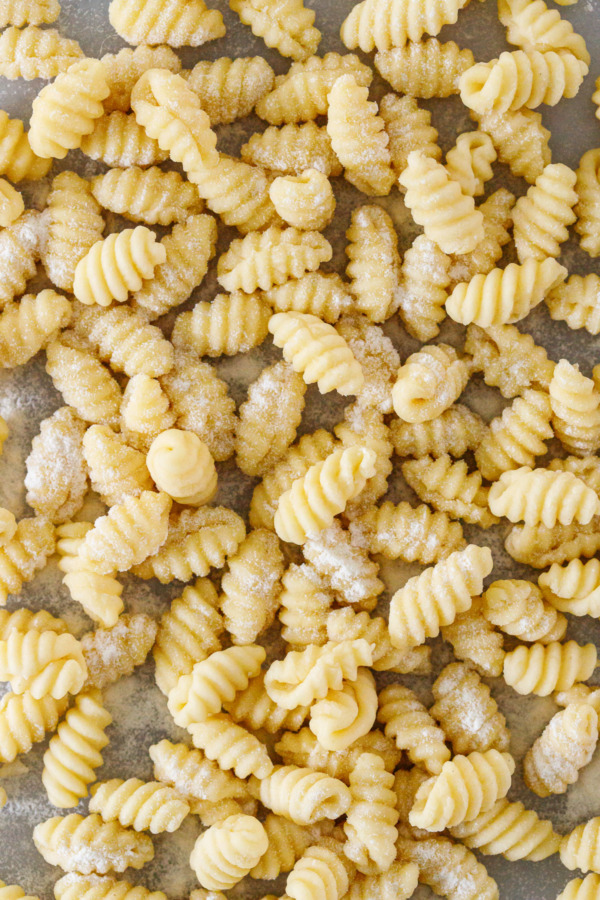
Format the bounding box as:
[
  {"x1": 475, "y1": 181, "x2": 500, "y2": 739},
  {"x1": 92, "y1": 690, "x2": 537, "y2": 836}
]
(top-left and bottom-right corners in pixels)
[
  {"x1": 489, "y1": 466, "x2": 600, "y2": 527},
  {"x1": 0, "y1": 290, "x2": 71, "y2": 370},
  {"x1": 0, "y1": 25, "x2": 82, "y2": 80},
  {"x1": 0, "y1": 629, "x2": 86, "y2": 699},
  {"x1": 326, "y1": 75, "x2": 394, "y2": 196},
  {"x1": 46, "y1": 336, "x2": 122, "y2": 428},
  {"x1": 0, "y1": 691, "x2": 68, "y2": 762},
  {"x1": 396, "y1": 836, "x2": 498, "y2": 900},
  {"x1": 561, "y1": 819, "x2": 600, "y2": 875},
  {"x1": 74, "y1": 227, "x2": 165, "y2": 308},
  {"x1": 465, "y1": 322, "x2": 554, "y2": 398},
  {"x1": 74, "y1": 307, "x2": 172, "y2": 380},
  {"x1": 345, "y1": 206, "x2": 400, "y2": 323},
  {"x1": 512, "y1": 162, "x2": 578, "y2": 262},
  {"x1": 309, "y1": 669, "x2": 377, "y2": 752},
  {"x1": 375, "y1": 38, "x2": 474, "y2": 97},
  {"x1": 546, "y1": 274, "x2": 600, "y2": 334},
  {"x1": 225, "y1": 671, "x2": 310, "y2": 734},
  {"x1": 549, "y1": 456, "x2": 600, "y2": 493},
  {"x1": 378, "y1": 685, "x2": 450, "y2": 774},
  {"x1": 499, "y1": 0, "x2": 589, "y2": 62},
  {"x1": 0, "y1": 509, "x2": 17, "y2": 547},
  {"x1": 448, "y1": 188, "x2": 515, "y2": 288},
  {"x1": 524, "y1": 702, "x2": 598, "y2": 797},
  {"x1": 0, "y1": 110, "x2": 51, "y2": 181},
  {"x1": 150, "y1": 739, "x2": 249, "y2": 810},
  {"x1": 345, "y1": 863, "x2": 420, "y2": 900},
  {"x1": 265, "y1": 640, "x2": 373, "y2": 709},
  {"x1": 42, "y1": 689, "x2": 111, "y2": 809},
  {"x1": 0, "y1": 0, "x2": 59, "y2": 26},
  {"x1": 29, "y1": 58, "x2": 109, "y2": 159},
  {"x1": 482, "y1": 579, "x2": 566, "y2": 643},
  {"x1": 304, "y1": 517, "x2": 383, "y2": 607},
  {"x1": 33, "y1": 814, "x2": 154, "y2": 874},
  {"x1": 249, "y1": 815, "x2": 325, "y2": 880},
  {"x1": 256, "y1": 53, "x2": 372, "y2": 124},
  {"x1": 132, "y1": 215, "x2": 217, "y2": 320},
  {"x1": 349, "y1": 500, "x2": 465, "y2": 563},
  {"x1": 379, "y1": 94, "x2": 441, "y2": 184},
  {"x1": 459, "y1": 49, "x2": 588, "y2": 115},
  {"x1": 450, "y1": 797, "x2": 560, "y2": 861},
  {"x1": 397, "y1": 769, "x2": 448, "y2": 836},
  {"x1": 0, "y1": 607, "x2": 66, "y2": 638},
  {"x1": 190, "y1": 713, "x2": 273, "y2": 778},
  {"x1": 506, "y1": 518, "x2": 600, "y2": 569},
  {"x1": 0, "y1": 516, "x2": 55, "y2": 606},
  {"x1": 184, "y1": 56, "x2": 274, "y2": 125},
  {"x1": 146, "y1": 429, "x2": 216, "y2": 506},
  {"x1": 25, "y1": 407, "x2": 87, "y2": 525},
  {"x1": 235, "y1": 362, "x2": 306, "y2": 478},
  {"x1": 241, "y1": 122, "x2": 342, "y2": 176},
  {"x1": 90, "y1": 167, "x2": 202, "y2": 226},
  {"x1": 557, "y1": 875, "x2": 600, "y2": 900},
  {"x1": 399, "y1": 151, "x2": 484, "y2": 254},
  {"x1": 474, "y1": 106, "x2": 551, "y2": 183},
  {"x1": 475, "y1": 388, "x2": 553, "y2": 481},
  {"x1": 56, "y1": 523, "x2": 124, "y2": 628},
  {"x1": 395, "y1": 236, "x2": 449, "y2": 342},
  {"x1": 81, "y1": 615, "x2": 156, "y2": 691},
  {"x1": 342, "y1": 754, "x2": 399, "y2": 874},
  {"x1": 108, "y1": 0, "x2": 224, "y2": 45},
  {"x1": 101, "y1": 45, "x2": 181, "y2": 113},
  {"x1": 89, "y1": 778, "x2": 189, "y2": 834},
  {"x1": 218, "y1": 228, "x2": 331, "y2": 294},
  {"x1": 269, "y1": 169, "x2": 336, "y2": 232},
  {"x1": 189, "y1": 152, "x2": 277, "y2": 234},
  {"x1": 402, "y1": 455, "x2": 497, "y2": 527},
  {"x1": 230, "y1": 0, "x2": 320, "y2": 61},
  {"x1": 82, "y1": 425, "x2": 151, "y2": 507},
  {"x1": 172, "y1": 293, "x2": 270, "y2": 358},
  {"x1": 389, "y1": 544, "x2": 493, "y2": 654},
  {"x1": 80, "y1": 112, "x2": 168, "y2": 168},
  {"x1": 431, "y1": 662, "x2": 509, "y2": 755},
  {"x1": 248, "y1": 765, "x2": 351, "y2": 824},
  {"x1": 0, "y1": 179, "x2": 23, "y2": 227},
  {"x1": 441, "y1": 597, "x2": 506, "y2": 678},
  {"x1": 550, "y1": 359, "x2": 600, "y2": 457},
  {"x1": 120, "y1": 375, "x2": 175, "y2": 452},
  {"x1": 192, "y1": 797, "x2": 258, "y2": 827},
  {"x1": 133, "y1": 506, "x2": 245, "y2": 583},
  {"x1": 539, "y1": 558, "x2": 600, "y2": 617},
  {"x1": 340, "y1": 0, "x2": 470, "y2": 51},
  {"x1": 0, "y1": 210, "x2": 43, "y2": 309},
  {"x1": 220, "y1": 529, "x2": 283, "y2": 644},
  {"x1": 167, "y1": 644, "x2": 265, "y2": 728},
  {"x1": 503, "y1": 640, "x2": 597, "y2": 696},
  {"x1": 574, "y1": 148, "x2": 600, "y2": 258},
  {"x1": 190, "y1": 814, "x2": 268, "y2": 890},
  {"x1": 392, "y1": 344, "x2": 469, "y2": 423},
  {"x1": 326, "y1": 608, "x2": 430, "y2": 674},
  {"x1": 275, "y1": 728, "x2": 401, "y2": 782},
  {"x1": 279, "y1": 563, "x2": 332, "y2": 647},
  {"x1": 445, "y1": 131, "x2": 496, "y2": 196},
  {"x1": 0, "y1": 881, "x2": 38, "y2": 900},
  {"x1": 335, "y1": 317, "x2": 399, "y2": 415},
  {"x1": 54, "y1": 874, "x2": 167, "y2": 900}
]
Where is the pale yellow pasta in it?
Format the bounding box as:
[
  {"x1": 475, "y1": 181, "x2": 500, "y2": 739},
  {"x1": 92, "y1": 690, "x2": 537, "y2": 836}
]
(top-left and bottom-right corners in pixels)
[
  {"x1": 482, "y1": 579, "x2": 566, "y2": 643},
  {"x1": 399, "y1": 151, "x2": 484, "y2": 254},
  {"x1": 276, "y1": 728, "x2": 401, "y2": 781},
  {"x1": 249, "y1": 814, "x2": 324, "y2": 880},
  {"x1": 326, "y1": 608, "x2": 430, "y2": 674},
  {"x1": 172, "y1": 292, "x2": 270, "y2": 358},
  {"x1": 80, "y1": 614, "x2": 156, "y2": 691},
  {"x1": 375, "y1": 38, "x2": 473, "y2": 98},
  {"x1": 73, "y1": 227, "x2": 165, "y2": 308},
  {"x1": 220, "y1": 529, "x2": 283, "y2": 644},
  {"x1": 0, "y1": 210, "x2": 43, "y2": 309},
  {"x1": 506, "y1": 519, "x2": 600, "y2": 569},
  {"x1": 489, "y1": 465, "x2": 600, "y2": 527},
  {"x1": 380, "y1": 93, "x2": 441, "y2": 184},
  {"x1": 90, "y1": 166, "x2": 202, "y2": 226},
  {"x1": 29, "y1": 58, "x2": 109, "y2": 159},
  {"x1": 0, "y1": 691, "x2": 68, "y2": 763},
  {"x1": 513, "y1": 162, "x2": 578, "y2": 262},
  {"x1": 309, "y1": 669, "x2": 377, "y2": 751},
  {"x1": 441, "y1": 596, "x2": 506, "y2": 678},
  {"x1": 73, "y1": 306, "x2": 173, "y2": 379},
  {"x1": 120, "y1": 375, "x2": 176, "y2": 452},
  {"x1": 153, "y1": 579, "x2": 222, "y2": 696},
  {"x1": 431, "y1": 662, "x2": 509, "y2": 755},
  {"x1": 539, "y1": 558, "x2": 600, "y2": 617},
  {"x1": 475, "y1": 388, "x2": 553, "y2": 481},
  {"x1": 465, "y1": 322, "x2": 554, "y2": 398},
  {"x1": 241, "y1": 122, "x2": 342, "y2": 176},
  {"x1": 378, "y1": 684, "x2": 450, "y2": 774},
  {"x1": 192, "y1": 797, "x2": 258, "y2": 827},
  {"x1": 0, "y1": 110, "x2": 51, "y2": 181},
  {"x1": 557, "y1": 875, "x2": 600, "y2": 900},
  {"x1": 89, "y1": 778, "x2": 189, "y2": 834},
  {"x1": 0, "y1": 630, "x2": 86, "y2": 699},
  {"x1": 184, "y1": 56, "x2": 274, "y2": 124},
  {"x1": 474, "y1": 107, "x2": 551, "y2": 184},
  {"x1": 189, "y1": 713, "x2": 273, "y2": 779},
  {"x1": 450, "y1": 797, "x2": 561, "y2": 861},
  {"x1": 225, "y1": 672, "x2": 310, "y2": 735},
  {"x1": 0, "y1": 290, "x2": 72, "y2": 370},
  {"x1": 392, "y1": 344, "x2": 469, "y2": 424},
  {"x1": 340, "y1": 0, "x2": 469, "y2": 51},
  {"x1": 0, "y1": 516, "x2": 56, "y2": 606},
  {"x1": 46, "y1": 336, "x2": 122, "y2": 428},
  {"x1": 550, "y1": 359, "x2": 600, "y2": 457},
  {"x1": 0, "y1": 881, "x2": 38, "y2": 900},
  {"x1": 335, "y1": 407, "x2": 391, "y2": 518},
  {"x1": 80, "y1": 112, "x2": 168, "y2": 167},
  {"x1": 150, "y1": 739, "x2": 248, "y2": 810},
  {"x1": 230, "y1": 0, "x2": 320, "y2": 61},
  {"x1": 25, "y1": 407, "x2": 87, "y2": 524},
  {"x1": 546, "y1": 273, "x2": 600, "y2": 334},
  {"x1": 396, "y1": 836, "x2": 498, "y2": 900},
  {"x1": 303, "y1": 517, "x2": 383, "y2": 607},
  {"x1": 335, "y1": 317, "x2": 399, "y2": 415},
  {"x1": 146, "y1": 429, "x2": 216, "y2": 506},
  {"x1": 187, "y1": 152, "x2": 277, "y2": 234},
  {"x1": 345, "y1": 205, "x2": 400, "y2": 323},
  {"x1": 33, "y1": 814, "x2": 154, "y2": 874},
  {"x1": 248, "y1": 765, "x2": 351, "y2": 824},
  {"x1": 54, "y1": 875, "x2": 167, "y2": 900},
  {"x1": 0, "y1": 178, "x2": 22, "y2": 226},
  {"x1": 42, "y1": 688, "x2": 111, "y2": 809},
  {"x1": 345, "y1": 862, "x2": 420, "y2": 900},
  {"x1": 402, "y1": 455, "x2": 497, "y2": 527},
  {"x1": 445, "y1": 131, "x2": 496, "y2": 196},
  {"x1": 56, "y1": 523, "x2": 124, "y2": 628},
  {"x1": 503, "y1": 640, "x2": 597, "y2": 696},
  {"x1": 0, "y1": 510, "x2": 16, "y2": 547},
  {"x1": 524, "y1": 702, "x2": 597, "y2": 797},
  {"x1": 269, "y1": 169, "x2": 335, "y2": 231},
  {"x1": 101, "y1": 44, "x2": 181, "y2": 113},
  {"x1": 287, "y1": 840, "x2": 355, "y2": 900},
  {"x1": 395, "y1": 235, "x2": 450, "y2": 342},
  {"x1": 575, "y1": 148, "x2": 600, "y2": 258},
  {"x1": 108, "y1": 0, "x2": 224, "y2": 45},
  {"x1": 561, "y1": 818, "x2": 600, "y2": 875},
  {"x1": 167, "y1": 644, "x2": 265, "y2": 728},
  {"x1": 499, "y1": 0, "x2": 589, "y2": 62},
  {"x1": 349, "y1": 500, "x2": 465, "y2": 564},
  {"x1": 0, "y1": 0, "x2": 59, "y2": 26},
  {"x1": 0, "y1": 607, "x2": 66, "y2": 638},
  {"x1": 0, "y1": 25, "x2": 82, "y2": 80},
  {"x1": 190, "y1": 813, "x2": 268, "y2": 890},
  {"x1": 448, "y1": 188, "x2": 515, "y2": 288},
  {"x1": 279, "y1": 563, "x2": 332, "y2": 648},
  {"x1": 342, "y1": 753, "x2": 398, "y2": 874}
]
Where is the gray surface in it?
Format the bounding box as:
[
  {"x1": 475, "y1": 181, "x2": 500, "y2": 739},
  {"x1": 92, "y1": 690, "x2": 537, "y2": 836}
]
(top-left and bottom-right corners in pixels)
[{"x1": 0, "y1": 1, "x2": 600, "y2": 898}]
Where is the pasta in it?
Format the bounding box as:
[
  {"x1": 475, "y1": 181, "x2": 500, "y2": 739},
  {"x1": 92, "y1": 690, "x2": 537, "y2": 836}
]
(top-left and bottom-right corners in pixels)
[
  {"x1": 90, "y1": 166, "x2": 202, "y2": 226},
  {"x1": 80, "y1": 614, "x2": 157, "y2": 691},
  {"x1": 335, "y1": 317, "x2": 399, "y2": 415},
  {"x1": 523, "y1": 702, "x2": 598, "y2": 796},
  {"x1": 108, "y1": 0, "x2": 225, "y2": 45},
  {"x1": 249, "y1": 814, "x2": 322, "y2": 880},
  {"x1": 448, "y1": 188, "x2": 515, "y2": 288},
  {"x1": 0, "y1": 881, "x2": 37, "y2": 900},
  {"x1": 445, "y1": 131, "x2": 497, "y2": 196},
  {"x1": 488, "y1": 466, "x2": 600, "y2": 527},
  {"x1": 25, "y1": 406, "x2": 88, "y2": 524},
  {"x1": 575, "y1": 148, "x2": 600, "y2": 257},
  {"x1": 0, "y1": 290, "x2": 72, "y2": 370},
  {"x1": 503, "y1": 640, "x2": 597, "y2": 696},
  {"x1": 326, "y1": 74, "x2": 394, "y2": 196},
  {"x1": 149, "y1": 739, "x2": 249, "y2": 808},
  {"x1": 450, "y1": 798, "x2": 561, "y2": 861},
  {"x1": 441, "y1": 596, "x2": 506, "y2": 678},
  {"x1": 286, "y1": 840, "x2": 354, "y2": 900},
  {"x1": 464, "y1": 322, "x2": 554, "y2": 397},
  {"x1": 0, "y1": 692, "x2": 69, "y2": 763},
  {"x1": 309, "y1": 669, "x2": 377, "y2": 751},
  {"x1": 0, "y1": 110, "x2": 51, "y2": 181},
  {"x1": 340, "y1": 0, "x2": 470, "y2": 51},
  {"x1": 550, "y1": 359, "x2": 600, "y2": 456},
  {"x1": 184, "y1": 56, "x2": 274, "y2": 125},
  {"x1": 220, "y1": 529, "x2": 283, "y2": 644},
  {"x1": 474, "y1": 106, "x2": 551, "y2": 185},
  {"x1": 375, "y1": 39, "x2": 474, "y2": 98},
  {"x1": 32, "y1": 814, "x2": 154, "y2": 874},
  {"x1": 345, "y1": 863, "x2": 419, "y2": 900},
  {"x1": 326, "y1": 607, "x2": 430, "y2": 674},
  {"x1": 349, "y1": 500, "x2": 466, "y2": 563},
  {"x1": 0, "y1": 0, "x2": 59, "y2": 26},
  {"x1": 225, "y1": 672, "x2": 310, "y2": 735},
  {"x1": 482, "y1": 579, "x2": 566, "y2": 643},
  {"x1": 100, "y1": 45, "x2": 181, "y2": 113},
  {"x1": 0, "y1": 607, "x2": 66, "y2": 639},
  {"x1": 475, "y1": 388, "x2": 554, "y2": 481},
  {"x1": 186, "y1": 153, "x2": 277, "y2": 234},
  {"x1": 561, "y1": 818, "x2": 600, "y2": 875},
  {"x1": 189, "y1": 713, "x2": 273, "y2": 779},
  {"x1": 0, "y1": 516, "x2": 56, "y2": 606},
  {"x1": 0, "y1": 629, "x2": 86, "y2": 699},
  {"x1": 189, "y1": 814, "x2": 268, "y2": 890},
  {"x1": 499, "y1": 0, "x2": 589, "y2": 62},
  {"x1": 146, "y1": 429, "x2": 217, "y2": 506},
  {"x1": 53, "y1": 875, "x2": 166, "y2": 900},
  {"x1": 80, "y1": 112, "x2": 168, "y2": 167},
  {"x1": 377, "y1": 684, "x2": 450, "y2": 774},
  {"x1": 392, "y1": 344, "x2": 469, "y2": 423},
  {"x1": 343, "y1": 753, "x2": 398, "y2": 874},
  {"x1": 172, "y1": 292, "x2": 270, "y2": 358},
  {"x1": 390, "y1": 403, "x2": 485, "y2": 459},
  {"x1": 303, "y1": 517, "x2": 383, "y2": 607},
  {"x1": 120, "y1": 375, "x2": 176, "y2": 452},
  {"x1": 56, "y1": 523, "x2": 124, "y2": 628},
  {"x1": 73, "y1": 306, "x2": 173, "y2": 379},
  {"x1": 279, "y1": 563, "x2": 332, "y2": 647},
  {"x1": 0, "y1": 178, "x2": 23, "y2": 226},
  {"x1": 46, "y1": 336, "x2": 123, "y2": 428},
  {"x1": 275, "y1": 728, "x2": 401, "y2": 781},
  {"x1": 248, "y1": 765, "x2": 351, "y2": 824},
  {"x1": 89, "y1": 778, "x2": 189, "y2": 834},
  {"x1": 512, "y1": 162, "x2": 578, "y2": 261},
  {"x1": 0, "y1": 509, "x2": 16, "y2": 547},
  {"x1": 263, "y1": 274, "x2": 351, "y2": 325},
  {"x1": 539, "y1": 558, "x2": 600, "y2": 617},
  {"x1": 401, "y1": 455, "x2": 497, "y2": 527},
  {"x1": 396, "y1": 836, "x2": 498, "y2": 900},
  {"x1": 0, "y1": 26, "x2": 82, "y2": 80},
  {"x1": 74, "y1": 227, "x2": 166, "y2": 307},
  {"x1": 241, "y1": 122, "x2": 342, "y2": 176},
  {"x1": 0, "y1": 210, "x2": 44, "y2": 309},
  {"x1": 546, "y1": 274, "x2": 600, "y2": 334},
  {"x1": 431, "y1": 662, "x2": 509, "y2": 755},
  {"x1": 229, "y1": 0, "x2": 320, "y2": 61},
  {"x1": 379, "y1": 94, "x2": 441, "y2": 182},
  {"x1": 269, "y1": 169, "x2": 336, "y2": 232},
  {"x1": 557, "y1": 875, "x2": 600, "y2": 900},
  {"x1": 506, "y1": 519, "x2": 600, "y2": 569},
  {"x1": 345, "y1": 206, "x2": 401, "y2": 323}
]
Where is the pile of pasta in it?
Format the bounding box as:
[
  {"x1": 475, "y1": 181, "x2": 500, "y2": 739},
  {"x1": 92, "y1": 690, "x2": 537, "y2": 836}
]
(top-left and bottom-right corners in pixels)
[{"x1": 0, "y1": 0, "x2": 599, "y2": 898}]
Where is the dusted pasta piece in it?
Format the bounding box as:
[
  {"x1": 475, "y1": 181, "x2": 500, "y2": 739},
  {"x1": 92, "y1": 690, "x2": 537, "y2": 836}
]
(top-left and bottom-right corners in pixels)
[
  {"x1": 150, "y1": 739, "x2": 249, "y2": 809},
  {"x1": 0, "y1": 881, "x2": 38, "y2": 900},
  {"x1": 448, "y1": 188, "x2": 515, "y2": 289},
  {"x1": 343, "y1": 753, "x2": 398, "y2": 874},
  {"x1": 190, "y1": 814, "x2": 268, "y2": 890},
  {"x1": 146, "y1": 430, "x2": 216, "y2": 506},
  {"x1": 256, "y1": 53, "x2": 372, "y2": 124},
  {"x1": 90, "y1": 166, "x2": 202, "y2": 226},
  {"x1": 230, "y1": 0, "x2": 320, "y2": 61},
  {"x1": 192, "y1": 797, "x2": 258, "y2": 826},
  {"x1": 524, "y1": 702, "x2": 597, "y2": 797},
  {"x1": 219, "y1": 228, "x2": 331, "y2": 294},
  {"x1": 309, "y1": 669, "x2": 377, "y2": 751},
  {"x1": 0, "y1": 110, "x2": 50, "y2": 181},
  {"x1": 81, "y1": 112, "x2": 168, "y2": 167},
  {"x1": 503, "y1": 640, "x2": 597, "y2": 696},
  {"x1": 269, "y1": 169, "x2": 336, "y2": 232},
  {"x1": 0, "y1": 210, "x2": 44, "y2": 309},
  {"x1": 57, "y1": 523, "x2": 123, "y2": 628},
  {"x1": 345, "y1": 206, "x2": 400, "y2": 323},
  {"x1": 0, "y1": 290, "x2": 71, "y2": 369},
  {"x1": 184, "y1": 56, "x2": 274, "y2": 124},
  {"x1": 326, "y1": 607, "x2": 430, "y2": 674},
  {"x1": 279, "y1": 564, "x2": 332, "y2": 647},
  {"x1": 241, "y1": 122, "x2": 342, "y2": 176},
  {"x1": 89, "y1": 778, "x2": 189, "y2": 833},
  {"x1": 431, "y1": 662, "x2": 509, "y2": 755},
  {"x1": 81, "y1": 614, "x2": 157, "y2": 691},
  {"x1": 109, "y1": 0, "x2": 224, "y2": 45},
  {"x1": 488, "y1": 466, "x2": 600, "y2": 527},
  {"x1": 375, "y1": 38, "x2": 474, "y2": 97},
  {"x1": 0, "y1": 509, "x2": 16, "y2": 547},
  {"x1": 402, "y1": 455, "x2": 497, "y2": 527},
  {"x1": 506, "y1": 518, "x2": 600, "y2": 568},
  {"x1": 349, "y1": 500, "x2": 465, "y2": 563},
  {"x1": 335, "y1": 317, "x2": 399, "y2": 415},
  {"x1": 550, "y1": 359, "x2": 600, "y2": 456},
  {"x1": 265, "y1": 640, "x2": 373, "y2": 709},
  {"x1": 225, "y1": 672, "x2": 310, "y2": 734},
  {"x1": 549, "y1": 456, "x2": 600, "y2": 493},
  {"x1": 248, "y1": 765, "x2": 351, "y2": 824},
  {"x1": 0, "y1": 691, "x2": 68, "y2": 763},
  {"x1": 546, "y1": 274, "x2": 600, "y2": 335},
  {"x1": 380, "y1": 94, "x2": 441, "y2": 188},
  {"x1": 445, "y1": 131, "x2": 496, "y2": 196},
  {"x1": 120, "y1": 375, "x2": 176, "y2": 453},
  {"x1": 475, "y1": 388, "x2": 553, "y2": 481},
  {"x1": 33, "y1": 814, "x2": 154, "y2": 874},
  {"x1": 474, "y1": 107, "x2": 551, "y2": 183},
  {"x1": 0, "y1": 25, "x2": 82, "y2": 80},
  {"x1": 345, "y1": 862, "x2": 419, "y2": 900},
  {"x1": 0, "y1": 607, "x2": 66, "y2": 638},
  {"x1": 73, "y1": 306, "x2": 173, "y2": 379},
  {"x1": 220, "y1": 529, "x2": 284, "y2": 644},
  {"x1": 482, "y1": 579, "x2": 566, "y2": 643},
  {"x1": 304, "y1": 519, "x2": 383, "y2": 607},
  {"x1": 327, "y1": 75, "x2": 394, "y2": 197},
  {"x1": 397, "y1": 836, "x2": 498, "y2": 900},
  {"x1": 561, "y1": 819, "x2": 600, "y2": 875},
  {"x1": 54, "y1": 875, "x2": 166, "y2": 900},
  {"x1": 287, "y1": 841, "x2": 353, "y2": 900},
  {"x1": 392, "y1": 344, "x2": 469, "y2": 423},
  {"x1": 190, "y1": 152, "x2": 277, "y2": 234},
  {"x1": 0, "y1": 179, "x2": 23, "y2": 226},
  {"x1": 0, "y1": 0, "x2": 59, "y2": 26},
  {"x1": 499, "y1": 0, "x2": 589, "y2": 62},
  {"x1": 250, "y1": 814, "x2": 325, "y2": 880},
  {"x1": 340, "y1": 0, "x2": 470, "y2": 50},
  {"x1": 275, "y1": 728, "x2": 401, "y2": 781},
  {"x1": 25, "y1": 407, "x2": 87, "y2": 524},
  {"x1": 172, "y1": 292, "x2": 270, "y2": 358},
  {"x1": 575, "y1": 148, "x2": 600, "y2": 258},
  {"x1": 395, "y1": 235, "x2": 449, "y2": 342},
  {"x1": 450, "y1": 797, "x2": 560, "y2": 861},
  {"x1": 101, "y1": 45, "x2": 181, "y2": 113},
  {"x1": 189, "y1": 713, "x2": 273, "y2": 778},
  {"x1": 513, "y1": 162, "x2": 578, "y2": 262},
  {"x1": 46, "y1": 336, "x2": 122, "y2": 428},
  {"x1": 0, "y1": 516, "x2": 55, "y2": 606},
  {"x1": 0, "y1": 629, "x2": 86, "y2": 699},
  {"x1": 539, "y1": 557, "x2": 600, "y2": 617},
  {"x1": 465, "y1": 323, "x2": 554, "y2": 397},
  {"x1": 378, "y1": 685, "x2": 450, "y2": 774}
]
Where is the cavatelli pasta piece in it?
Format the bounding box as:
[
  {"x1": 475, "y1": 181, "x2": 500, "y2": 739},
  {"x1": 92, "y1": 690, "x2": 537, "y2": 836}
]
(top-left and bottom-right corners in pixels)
[
  {"x1": 445, "y1": 131, "x2": 496, "y2": 196},
  {"x1": 56, "y1": 523, "x2": 123, "y2": 628},
  {"x1": 100, "y1": 45, "x2": 181, "y2": 113},
  {"x1": 29, "y1": 58, "x2": 109, "y2": 160},
  {"x1": 153, "y1": 579, "x2": 222, "y2": 696},
  {"x1": 345, "y1": 206, "x2": 400, "y2": 323},
  {"x1": 524, "y1": 702, "x2": 598, "y2": 797},
  {"x1": 309, "y1": 669, "x2": 377, "y2": 752},
  {"x1": 25, "y1": 407, "x2": 87, "y2": 524},
  {"x1": 539, "y1": 558, "x2": 600, "y2": 617},
  {"x1": 120, "y1": 375, "x2": 176, "y2": 453},
  {"x1": 0, "y1": 110, "x2": 50, "y2": 181},
  {"x1": 109, "y1": 0, "x2": 224, "y2": 45},
  {"x1": 431, "y1": 662, "x2": 509, "y2": 755},
  {"x1": 561, "y1": 819, "x2": 600, "y2": 875},
  {"x1": 513, "y1": 162, "x2": 578, "y2": 262},
  {"x1": 42, "y1": 689, "x2": 111, "y2": 809},
  {"x1": 549, "y1": 456, "x2": 600, "y2": 493},
  {"x1": 82, "y1": 425, "x2": 151, "y2": 507},
  {"x1": 394, "y1": 235, "x2": 450, "y2": 342},
  {"x1": 546, "y1": 274, "x2": 600, "y2": 335},
  {"x1": 326, "y1": 608, "x2": 430, "y2": 674},
  {"x1": 345, "y1": 862, "x2": 420, "y2": 900},
  {"x1": 0, "y1": 0, "x2": 59, "y2": 26},
  {"x1": 0, "y1": 691, "x2": 68, "y2": 762},
  {"x1": 189, "y1": 713, "x2": 273, "y2": 779},
  {"x1": 269, "y1": 169, "x2": 336, "y2": 232},
  {"x1": 488, "y1": 466, "x2": 600, "y2": 527},
  {"x1": 74, "y1": 227, "x2": 165, "y2": 308},
  {"x1": 0, "y1": 509, "x2": 17, "y2": 547},
  {"x1": 0, "y1": 210, "x2": 43, "y2": 309},
  {"x1": 0, "y1": 630, "x2": 86, "y2": 699},
  {"x1": 133, "y1": 506, "x2": 245, "y2": 583},
  {"x1": 349, "y1": 500, "x2": 465, "y2": 563},
  {"x1": 90, "y1": 778, "x2": 189, "y2": 834},
  {"x1": 80, "y1": 615, "x2": 157, "y2": 691},
  {"x1": 150, "y1": 739, "x2": 249, "y2": 809},
  {"x1": 335, "y1": 316, "x2": 399, "y2": 415},
  {"x1": 389, "y1": 544, "x2": 493, "y2": 654},
  {"x1": 74, "y1": 307, "x2": 173, "y2": 379},
  {"x1": 475, "y1": 388, "x2": 553, "y2": 481},
  {"x1": 265, "y1": 640, "x2": 374, "y2": 710},
  {"x1": 189, "y1": 152, "x2": 277, "y2": 234},
  {"x1": 279, "y1": 563, "x2": 332, "y2": 647},
  {"x1": 448, "y1": 188, "x2": 515, "y2": 289},
  {"x1": 343, "y1": 753, "x2": 399, "y2": 874},
  {"x1": 399, "y1": 151, "x2": 484, "y2": 254},
  {"x1": 220, "y1": 529, "x2": 284, "y2": 644},
  {"x1": 0, "y1": 25, "x2": 82, "y2": 80},
  {"x1": 340, "y1": 0, "x2": 470, "y2": 51},
  {"x1": 450, "y1": 797, "x2": 560, "y2": 861},
  {"x1": 189, "y1": 797, "x2": 258, "y2": 827},
  {"x1": 499, "y1": 0, "x2": 589, "y2": 63},
  {"x1": 184, "y1": 56, "x2": 274, "y2": 125},
  {"x1": 235, "y1": 362, "x2": 306, "y2": 478},
  {"x1": 256, "y1": 53, "x2": 372, "y2": 125},
  {"x1": 275, "y1": 728, "x2": 401, "y2": 782},
  {"x1": 167, "y1": 644, "x2": 265, "y2": 728},
  {"x1": 392, "y1": 344, "x2": 469, "y2": 424},
  {"x1": 0, "y1": 179, "x2": 24, "y2": 227},
  {"x1": 550, "y1": 359, "x2": 600, "y2": 456},
  {"x1": 396, "y1": 836, "x2": 498, "y2": 900},
  {"x1": 378, "y1": 685, "x2": 450, "y2": 774},
  {"x1": 0, "y1": 290, "x2": 71, "y2": 369},
  {"x1": 132, "y1": 215, "x2": 217, "y2": 319},
  {"x1": 33, "y1": 814, "x2": 154, "y2": 874},
  {"x1": 379, "y1": 94, "x2": 441, "y2": 183},
  {"x1": 459, "y1": 49, "x2": 588, "y2": 115},
  {"x1": 402, "y1": 455, "x2": 497, "y2": 527},
  {"x1": 230, "y1": 0, "x2": 320, "y2": 61},
  {"x1": 54, "y1": 875, "x2": 167, "y2": 900},
  {"x1": 441, "y1": 597, "x2": 506, "y2": 678},
  {"x1": 474, "y1": 107, "x2": 551, "y2": 183},
  {"x1": 482, "y1": 579, "x2": 566, "y2": 643},
  {"x1": 287, "y1": 840, "x2": 355, "y2": 900},
  {"x1": 575, "y1": 148, "x2": 600, "y2": 258},
  {"x1": 90, "y1": 167, "x2": 202, "y2": 226},
  {"x1": 304, "y1": 518, "x2": 383, "y2": 607},
  {"x1": 326, "y1": 75, "x2": 394, "y2": 197},
  {"x1": 190, "y1": 814, "x2": 268, "y2": 890},
  {"x1": 0, "y1": 607, "x2": 66, "y2": 638},
  {"x1": 225, "y1": 672, "x2": 310, "y2": 734},
  {"x1": 172, "y1": 293, "x2": 270, "y2": 358},
  {"x1": 557, "y1": 875, "x2": 600, "y2": 900},
  {"x1": 248, "y1": 765, "x2": 351, "y2": 824},
  {"x1": 241, "y1": 123, "x2": 341, "y2": 177},
  {"x1": 0, "y1": 516, "x2": 55, "y2": 606},
  {"x1": 146, "y1": 429, "x2": 216, "y2": 506},
  {"x1": 506, "y1": 518, "x2": 600, "y2": 568},
  {"x1": 250, "y1": 814, "x2": 324, "y2": 880},
  {"x1": 80, "y1": 112, "x2": 168, "y2": 168},
  {"x1": 375, "y1": 38, "x2": 474, "y2": 97},
  {"x1": 503, "y1": 640, "x2": 597, "y2": 696},
  {"x1": 46, "y1": 336, "x2": 122, "y2": 428},
  {"x1": 219, "y1": 229, "x2": 331, "y2": 294},
  {"x1": 464, "y1": 323, "x2": 554, "y2": 398}
]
